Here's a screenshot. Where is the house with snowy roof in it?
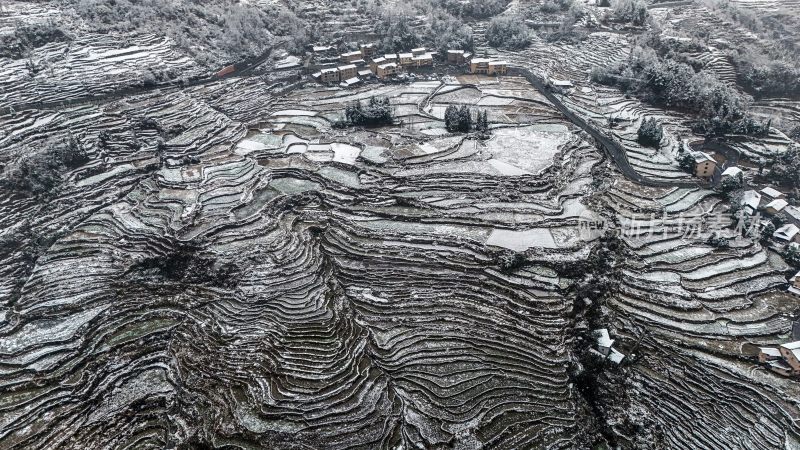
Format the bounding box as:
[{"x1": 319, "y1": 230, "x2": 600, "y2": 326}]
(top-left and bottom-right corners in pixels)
[
  {"x1": 760, "y1": 187, "x2": 785, "y2": 202},
  {"x1": 740, "y1": 190, "x2": 761, "y2": 216},
  {"x1": 789, "y1": 271, "x2": 800, "y2": 296},
  {"x1": 765, "y1": 199, "x2": 788, "y2": 215},
  {"x1": 690, "y1": 151, "x2": 716, "y2": 180},
  {"x1": 774, "y1": 224, "x2": 800, "y2": 244},
  {"x1": 779, "y1": 342, "x2": 800, "y2": 373},
  {"x1": 721, "y1": 166, "x2": 743, "y2": 181}
]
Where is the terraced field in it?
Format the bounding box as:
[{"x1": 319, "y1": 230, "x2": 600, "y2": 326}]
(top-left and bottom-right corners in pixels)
[{"x1": 2, "y1": 0, "x2": 800, "y2": 448}]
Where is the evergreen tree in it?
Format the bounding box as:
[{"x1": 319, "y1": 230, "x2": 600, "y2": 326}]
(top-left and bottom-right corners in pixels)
[
  {"x1": 458, "y1": 105, "x2": 472, "y2": 132},
  {"x1": 637, "y1": 118, "x2": 663, "y2": 148}
]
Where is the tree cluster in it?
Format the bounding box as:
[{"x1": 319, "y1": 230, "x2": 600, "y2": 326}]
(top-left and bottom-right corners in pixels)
[
  {"x1": 343, "y1": 97, "x2": 393, "y2": 127},
  {"x1": 73, "y1": 0, "x2": 311, "y2": 64},
  {"x1": 486, "y1": 15, "x2": 531, "y2": 50},
  {"x1": 729, "y1": 49, "x2": 800, "y2": 100},
  {"x1": 426, "y1": 12, "x2": 474, "y2": 54},
  {"x1": 637, "y1": 118, "x2": 663, "y2": 148},
  {"x1": 2, "y1": 135, "x2": 89, "y2": 197},
  {"x1": 444, "y1": 105, "x2": 488, "y2": 133},
  {"x1": 593, "y1": 46, "x2": 769, "y2": 136},
  {"x1": 375, "y1": 8, "x2": 419, "y2": 53},
  {"x1": 766, "y1": 145, "x2": 800, "y2": 188},
  {"x1": 0, "y1": 22, "x2": 71, "y2": 59},
  {"x1": 433, "y1": 0, "x2": 508, "y2": 18},
  {"x1": 610, "y1": 0, "x2": 649, "y2": 26}
]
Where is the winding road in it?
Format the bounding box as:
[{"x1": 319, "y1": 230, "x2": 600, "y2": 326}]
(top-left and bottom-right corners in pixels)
[{"x1": 511, "y1": 66, "x2": 707, "y2": 189}]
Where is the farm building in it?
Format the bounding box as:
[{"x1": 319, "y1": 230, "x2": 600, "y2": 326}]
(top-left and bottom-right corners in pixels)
[
  {"x1": 595, "y1": 329, "x2": 614, "y2": 356},
  {"x1": 338, "y1": 64, "x2": 358, "y2": 80},
  {"x1": 689, "y1": 151, "x2": 716, "y2": 179},
  {"x1": 340, "y1": 51, "x2": 362, "y2": 64},
  {"x1": 721, "y1": 166, "x2": 743, "y2": 180},
  {"x1": 340, "y1": 77, "x2": 361, "y2": 88},
  {"x1": 761, "y1": 187, "x2": 785, "y2": 201},
  {"x1": 758, "y1": 347, "x2": 782, "y2": 363},
  {"x1": 784, "y1": 205, "x2": 800, "y2": 226},
  {"x1": 398, "y1": 53, "x2": 414, "y2": 66},
  {"x1": 769, "y1": 360, "x2": 795, "y2": 377},
  {"x1": 740, "y1": 190, "x2": 761, "y2": 215},
  {"x1": 376, "y1": 62, "x2": 398, "y2": 79},
  {"x1": 789, "y1": 271, "x2": 800, "y2": 296},
  {"x1": 774, "y1": 224, "x2": 800, "y2": 243},
  {"x1": 779, "y1": 342, "x2": 800, "y2": 373},
  {"x1": 765, "y1": 199, "x2": 788, "y2": 215},
  {"x1": 550, "y1": 78, "x2": 574, "y2": 89}
]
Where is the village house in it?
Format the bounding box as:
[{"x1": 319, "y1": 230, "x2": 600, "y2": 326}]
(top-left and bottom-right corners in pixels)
[
  {"x1": 740, "y1": 190, "x2": 761, "y2": 216},
  {"x1": 470, "y1": 58, "x2": 491, "y2": 74},
  {"x1": 779, "y1": 342, "x2": 800, "y2": 373},
  {"x1": 376, "y1": 62, "x2": 399, "y2": 79},
  {"x1": 337, "y1": 64, "x2": 358, "y2": 80},
  {"x1": 340, "y1": 50, "x2": 362, "y2": 64},
  {"x1": 384, "y1": 53, "x2": 398, "y2": 62},
  {"x1": 690, "y1": 151, "x2": 716, "y2": 180},
  {"x1": 412, "y1": 53, "x2": 433, "y2": 67},
  {"x1": 350, "y1": 59, "x2": 366, "y2": 67},
  {"x1": 359, "y1": 43, "x2": 376, "y2": 59},
  {"x1": 789, "y1": 271, "x2": 800, "y2": 296},
  {"x1": 721, "y1": 166, "x2": 743, "y2": 181},
  {"x1": 398, "y1": 52, "x2": 414, "y2": 67},
  {"x1": 369, "y1": 57, "x2": 387, "y2": 72},
  {"x1": 318, "y1": 67, "x2": 340, "y2": 83},
  {"x1": 357, "y1": 69, "x2": 373, "y2": 78},
  {"x1": 488, "y1": 61, "x2": 508, "y2": 75},
  {"x1": 773, "y1": 224, "x2": 800, "y2": 244},
  {"x1": 765, "y1": 198, "x2": 788, "y2": 215},
  {"x1": 447, "y1": 49, "x2": 466, "y2": 64}
]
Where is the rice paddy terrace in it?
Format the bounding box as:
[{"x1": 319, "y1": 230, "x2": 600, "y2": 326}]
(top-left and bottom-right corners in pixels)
[{"x1": 2, "y1": 1, "x2": 800, "y2": 449}]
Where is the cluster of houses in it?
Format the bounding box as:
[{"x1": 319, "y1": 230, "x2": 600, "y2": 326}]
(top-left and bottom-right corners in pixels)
[
  {"x1": 310, "y1": 43, "x2": 509, "y2": 87},
  {"x1": 739, "y1": 186, "x2": 800, "y2": 245},
  {"x1": 758, "y1": 341, "x2": 800, "y2": 377}
]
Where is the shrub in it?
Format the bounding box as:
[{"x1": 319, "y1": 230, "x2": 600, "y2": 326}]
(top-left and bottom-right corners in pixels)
[
  {"x1": 637, "y1": 118, "x2": 663, "y2": 147},
  {"x1": 486, "y1": 15, "x2": 531, "y2": 50}
]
